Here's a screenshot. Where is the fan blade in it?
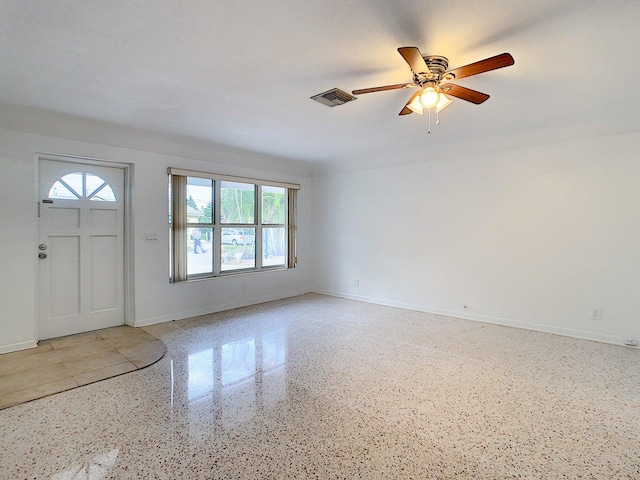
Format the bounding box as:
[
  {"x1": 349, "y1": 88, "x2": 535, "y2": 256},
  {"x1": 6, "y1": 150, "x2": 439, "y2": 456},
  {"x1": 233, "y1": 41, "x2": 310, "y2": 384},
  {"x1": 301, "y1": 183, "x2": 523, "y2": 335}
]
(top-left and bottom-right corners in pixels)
[
  {"x1": 443, "y1": 53, "x2": 514, "y2": 80},
  {"x1": 398, "y1": 47, "x2": 430, "y2": 75},
  {"x1": 352, "y1": 83, "x2": 413, "y2": 95},
  {"x1": 439, "y1": 84, "x2": 490, "y2": 104},
  {"x1": 399, "y1": 91, "x2": 422, "y2": 115}
]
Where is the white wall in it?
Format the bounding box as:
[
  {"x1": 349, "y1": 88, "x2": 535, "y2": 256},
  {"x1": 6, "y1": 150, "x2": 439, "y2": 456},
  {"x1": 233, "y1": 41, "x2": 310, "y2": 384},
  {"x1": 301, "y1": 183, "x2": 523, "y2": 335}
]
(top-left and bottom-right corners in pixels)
[
  {"x1": 312, "y1": 132, "x2": 640, "y2": 346},
  {"x1": 3, "y1": 124, "x2": 638, "y2": 353},
  {"x1": 0, "y1": 128, "x2": 312, "y2": 353}
]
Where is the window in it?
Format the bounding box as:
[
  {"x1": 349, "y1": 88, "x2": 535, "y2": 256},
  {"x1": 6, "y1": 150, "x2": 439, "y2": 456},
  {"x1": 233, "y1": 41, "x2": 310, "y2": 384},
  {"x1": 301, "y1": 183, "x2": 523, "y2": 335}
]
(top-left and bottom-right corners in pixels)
[
  {"x1": 186, "y1": 177, "x2": 214, "y2": 275},
  {"x1": 48, "y1": 172, "x2": 116, "y2": 201},
  {"x1": 220, "y1": 181, "x2": 256, "y2": 272},
  {"x1": 168, "y1": 168, "x2": 298, "y2": 282}
]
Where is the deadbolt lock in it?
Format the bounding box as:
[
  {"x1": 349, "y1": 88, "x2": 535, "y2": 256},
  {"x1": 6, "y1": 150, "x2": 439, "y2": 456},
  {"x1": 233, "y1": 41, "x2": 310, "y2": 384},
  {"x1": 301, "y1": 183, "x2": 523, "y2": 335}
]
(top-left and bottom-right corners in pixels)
[{"x1": 39, "y1": 244, "x2": 47, "y2": 250}]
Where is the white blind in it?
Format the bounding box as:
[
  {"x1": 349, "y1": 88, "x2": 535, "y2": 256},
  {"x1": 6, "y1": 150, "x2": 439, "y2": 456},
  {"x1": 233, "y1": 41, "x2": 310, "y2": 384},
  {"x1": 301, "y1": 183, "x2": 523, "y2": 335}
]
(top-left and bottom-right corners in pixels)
[{"x1": 170, "y1": 175, "x2": 188, "y2": 282}]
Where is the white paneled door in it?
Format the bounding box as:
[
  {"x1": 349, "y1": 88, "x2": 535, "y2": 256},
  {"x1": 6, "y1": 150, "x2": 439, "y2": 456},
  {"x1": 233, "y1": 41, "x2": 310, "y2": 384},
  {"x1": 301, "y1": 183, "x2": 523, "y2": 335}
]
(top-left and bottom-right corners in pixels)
[{"x1": 38, "y1": 159, "x2": 125, "y2": 340}]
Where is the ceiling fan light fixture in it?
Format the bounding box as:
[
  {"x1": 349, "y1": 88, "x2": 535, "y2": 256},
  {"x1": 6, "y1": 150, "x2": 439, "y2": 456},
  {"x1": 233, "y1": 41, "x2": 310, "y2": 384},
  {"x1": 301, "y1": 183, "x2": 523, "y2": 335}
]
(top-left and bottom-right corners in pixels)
[
  {"x1": 436, "y1": 94, "x2": 453, "y2": 113},
  {"x1": 407, "y1": 95, "x2": 424, "y2": 115},
  {"x1": 419, "y1": 86, "x2": 440, "y2": 109}
]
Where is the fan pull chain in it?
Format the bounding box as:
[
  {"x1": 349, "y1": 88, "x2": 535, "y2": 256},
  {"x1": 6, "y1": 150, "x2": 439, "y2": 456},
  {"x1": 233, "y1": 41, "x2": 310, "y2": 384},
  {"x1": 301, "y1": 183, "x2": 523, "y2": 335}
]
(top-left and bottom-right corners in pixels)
[
  {"x1": 436, "y1": 110, "x2": 440, "y2": 126},
  {"x1": 428, "y1": 109, "x2": 431, "y2": 134}
]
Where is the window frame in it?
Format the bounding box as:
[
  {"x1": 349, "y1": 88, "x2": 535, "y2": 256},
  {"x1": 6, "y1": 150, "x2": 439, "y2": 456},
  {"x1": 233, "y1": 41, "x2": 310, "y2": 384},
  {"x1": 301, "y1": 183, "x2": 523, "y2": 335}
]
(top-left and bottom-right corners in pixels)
[
  {"x1": 185, "y1": 176, "x2": 215, "y2": 278},
  {"x1": 169, "y1": 168, "x2": 299, "y2": 283}
]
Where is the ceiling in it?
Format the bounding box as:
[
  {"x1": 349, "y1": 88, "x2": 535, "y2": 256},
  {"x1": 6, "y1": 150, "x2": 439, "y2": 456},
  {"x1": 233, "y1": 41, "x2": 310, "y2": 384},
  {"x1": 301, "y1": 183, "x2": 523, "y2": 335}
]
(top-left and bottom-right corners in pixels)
[{"x1": 1, "y1": 0, "x2": 639, "y2": 175}]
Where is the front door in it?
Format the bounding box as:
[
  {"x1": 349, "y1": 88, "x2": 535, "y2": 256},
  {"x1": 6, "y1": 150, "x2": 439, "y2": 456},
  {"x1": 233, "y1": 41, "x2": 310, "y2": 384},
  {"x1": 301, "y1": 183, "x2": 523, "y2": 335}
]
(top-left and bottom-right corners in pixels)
[{"x1": 38, "y1": 159, "x2": 126, "y2": 339}]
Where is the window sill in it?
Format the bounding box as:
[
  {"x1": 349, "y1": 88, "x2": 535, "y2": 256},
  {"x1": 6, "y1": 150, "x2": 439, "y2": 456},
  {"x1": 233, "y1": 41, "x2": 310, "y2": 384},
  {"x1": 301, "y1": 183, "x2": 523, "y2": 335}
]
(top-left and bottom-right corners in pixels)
[{"x1": 171, "y1": 265, "x2": 289, "y2": 284}]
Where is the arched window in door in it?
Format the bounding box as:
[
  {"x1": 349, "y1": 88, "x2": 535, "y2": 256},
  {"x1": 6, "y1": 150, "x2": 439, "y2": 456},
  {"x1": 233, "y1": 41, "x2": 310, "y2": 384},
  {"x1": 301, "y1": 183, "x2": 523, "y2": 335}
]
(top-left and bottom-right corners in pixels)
[{"x1": 48, "y1": 172, "x2": 116, "y2": 201}]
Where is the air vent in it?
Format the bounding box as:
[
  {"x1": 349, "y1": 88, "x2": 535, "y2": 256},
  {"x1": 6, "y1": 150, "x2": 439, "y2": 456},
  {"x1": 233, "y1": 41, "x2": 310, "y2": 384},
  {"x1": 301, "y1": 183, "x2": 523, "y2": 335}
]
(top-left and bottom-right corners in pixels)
[{"x1": 311, "y1": 88, "x2": 357, "y2": 107}]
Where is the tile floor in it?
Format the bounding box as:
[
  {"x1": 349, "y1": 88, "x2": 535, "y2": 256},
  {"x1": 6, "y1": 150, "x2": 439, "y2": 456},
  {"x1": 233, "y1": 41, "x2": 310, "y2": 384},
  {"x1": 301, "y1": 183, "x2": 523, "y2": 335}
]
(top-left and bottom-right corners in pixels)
[
  {"x1": 1, "y1": 293, "x2": 639, "y2": 478},
  {"x1": 0, "y1": 326, "x2": 166, "y2": 409}
]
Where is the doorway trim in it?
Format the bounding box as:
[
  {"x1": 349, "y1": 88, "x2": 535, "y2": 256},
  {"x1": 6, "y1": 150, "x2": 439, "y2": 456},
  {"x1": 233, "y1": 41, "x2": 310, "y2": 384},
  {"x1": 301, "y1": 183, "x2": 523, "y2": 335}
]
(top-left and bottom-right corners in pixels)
[{"x1": 35, "y1": 152, "x2": 135, "y2": 340}]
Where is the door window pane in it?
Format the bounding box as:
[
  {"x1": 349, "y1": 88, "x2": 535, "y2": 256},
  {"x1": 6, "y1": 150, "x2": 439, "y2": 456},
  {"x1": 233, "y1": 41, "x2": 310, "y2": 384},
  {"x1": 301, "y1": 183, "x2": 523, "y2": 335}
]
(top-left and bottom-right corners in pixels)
[
  {"x1": 262, "y1": 186, "x2": 286, "y2": 224},
  {"x1": 262, "y1": 227, "x2": 286, "y2": 267},
  {"x1": 187, "y1": 177, "x2": 213, "y2": 223},
  {"x1": 49, "y1": 172, "x2": 116, "y2": 201},
  {"x1": 49, "y1": 180, "x2": 79, "y2": 200},
  {"x1": 221, "y1": 227, "x2": 255, "y2": 271},
  {"x1": 85, "y1": 173, "x2": 106, "y2": 197},
  {"x1": 49, "y1": 172, "x2": 83, "y2": 199},
  {"x1": 86, "y1": 173, "x2": 116, "y2": 201},
  {"x1": 60, "y1": 173, "x2": 83, "y2": 197},
  {"x1": 89, "y1": 184, "x2": 116, "y2": 202},
  {"x1": 187, "y1": 227, "x2": 213, "y2": 275},
  {"x1": 221, "y1": 181, "x2": 255, "y2": 224}
]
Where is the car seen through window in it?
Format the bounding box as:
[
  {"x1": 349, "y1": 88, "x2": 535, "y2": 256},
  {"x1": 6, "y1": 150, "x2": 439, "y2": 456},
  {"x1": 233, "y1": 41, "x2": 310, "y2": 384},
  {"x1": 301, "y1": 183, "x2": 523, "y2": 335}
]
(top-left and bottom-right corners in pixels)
[{"x1": 221, "y1": 229, "x2": 255, "y2": 246}]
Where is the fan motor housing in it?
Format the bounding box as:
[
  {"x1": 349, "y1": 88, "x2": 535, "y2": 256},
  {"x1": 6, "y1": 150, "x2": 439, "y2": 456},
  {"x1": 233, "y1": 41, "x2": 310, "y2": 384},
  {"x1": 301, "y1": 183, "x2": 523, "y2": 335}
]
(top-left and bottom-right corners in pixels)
[
  {"x1": 413, "y1": 55, "x2": 449, "y2": 84},
  {"x1": 424, "y1": 56, "x2": 448, "y2": 73}
]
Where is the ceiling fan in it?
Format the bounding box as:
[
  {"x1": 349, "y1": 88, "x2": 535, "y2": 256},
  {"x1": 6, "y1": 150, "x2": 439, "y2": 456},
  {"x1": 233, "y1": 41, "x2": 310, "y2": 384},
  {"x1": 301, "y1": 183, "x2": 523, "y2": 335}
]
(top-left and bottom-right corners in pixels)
[{"x1": 352, "y1": 47, "x2": 514, "y2": 120}]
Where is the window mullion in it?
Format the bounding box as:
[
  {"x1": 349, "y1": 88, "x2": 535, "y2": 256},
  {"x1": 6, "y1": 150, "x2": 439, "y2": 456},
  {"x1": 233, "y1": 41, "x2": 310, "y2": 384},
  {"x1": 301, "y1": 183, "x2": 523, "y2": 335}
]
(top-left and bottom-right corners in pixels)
[
  {"x1": 256, "y1": 184, "x2": 262, "y2": 269},
  {"x1": 214, "y1": 179, "x2": 221, "y2": 275}
]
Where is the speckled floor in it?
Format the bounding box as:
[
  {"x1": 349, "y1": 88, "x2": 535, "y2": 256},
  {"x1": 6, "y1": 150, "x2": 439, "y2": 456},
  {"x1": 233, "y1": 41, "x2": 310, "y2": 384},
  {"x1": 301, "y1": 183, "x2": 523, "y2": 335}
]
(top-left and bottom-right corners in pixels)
[{"x1": 1, "y1": 293, "x2": 639, "y2": 479}]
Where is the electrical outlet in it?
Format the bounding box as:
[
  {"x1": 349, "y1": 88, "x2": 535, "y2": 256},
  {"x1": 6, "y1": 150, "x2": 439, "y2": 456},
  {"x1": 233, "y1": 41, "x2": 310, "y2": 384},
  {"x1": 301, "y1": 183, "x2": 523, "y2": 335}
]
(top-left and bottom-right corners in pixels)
[
  {"x1": 354, "y1": 279, "x2": 359, "y2": 287},
  {"x1": 591, "y1": 309, "x2": 602, "y2": 320}
]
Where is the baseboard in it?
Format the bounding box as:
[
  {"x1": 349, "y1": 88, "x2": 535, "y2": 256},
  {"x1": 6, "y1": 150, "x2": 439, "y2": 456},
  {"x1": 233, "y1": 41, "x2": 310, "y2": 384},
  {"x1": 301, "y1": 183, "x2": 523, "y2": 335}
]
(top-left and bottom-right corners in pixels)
[
  {"x1": 312, "y1": 289, "x2": 625, "y2": 347},
  {"x1": 134, "y1": 289, "x2": 311, "y2": 327},
  {"x1": 0, "y1": 340, "x2": 38, "y2": 355}
]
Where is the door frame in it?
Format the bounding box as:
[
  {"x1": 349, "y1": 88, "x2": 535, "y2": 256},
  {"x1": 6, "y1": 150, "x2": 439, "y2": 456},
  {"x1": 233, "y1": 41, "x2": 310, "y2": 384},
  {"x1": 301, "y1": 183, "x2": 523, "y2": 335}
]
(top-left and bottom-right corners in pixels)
[{"x1": 35, "y1": 153, "x2": 135, "y2": 340}]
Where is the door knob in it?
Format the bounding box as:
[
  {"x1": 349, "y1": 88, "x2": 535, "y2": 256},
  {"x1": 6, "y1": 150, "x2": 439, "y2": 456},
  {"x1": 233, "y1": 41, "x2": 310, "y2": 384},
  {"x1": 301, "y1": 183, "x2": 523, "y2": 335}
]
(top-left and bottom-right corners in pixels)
[{"x1": 38, "y1": 252, "x2": 47, "y2": 259}]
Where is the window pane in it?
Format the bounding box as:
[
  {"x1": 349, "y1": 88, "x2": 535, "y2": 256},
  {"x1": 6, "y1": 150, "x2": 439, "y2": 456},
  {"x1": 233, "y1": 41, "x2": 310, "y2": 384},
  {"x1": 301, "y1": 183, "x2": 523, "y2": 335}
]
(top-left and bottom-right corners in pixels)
[
  {"x1": 221, "y1": 227, "x2": 255, "y2": 271},
  {"x1": 49, "y1": 172, "x2": 84, "y2": 199},
  {"x1": 89, "y1": 184, "x2": 116, "y2": 202},
  {"x1": 221, "y1": 181, "x2": 255, "y2": 224},
  {"x1": 48, "y1": 180, "x2": 79, "y2": 200},
  {"x1": 60, "y1": 173, "x2": 83, "y2": 197},
  {"x1": 262, "y1": 227, "x2": 286, "y2": 267},
  {"x1": 262, "y1": 186, "x2": 286, "y2": 224},
  {"x1": 86, "y1": 173, "x2": 116, "y2": 202},
  {"x1": 85, "y1": 173, "x2": 106, "y2": 197},
  {"x1": 187, "y1": 177, "x2": 213, "y2": 224},
  {"x1": 187, "y1": 227, "x2": 213, "y2": 275}
]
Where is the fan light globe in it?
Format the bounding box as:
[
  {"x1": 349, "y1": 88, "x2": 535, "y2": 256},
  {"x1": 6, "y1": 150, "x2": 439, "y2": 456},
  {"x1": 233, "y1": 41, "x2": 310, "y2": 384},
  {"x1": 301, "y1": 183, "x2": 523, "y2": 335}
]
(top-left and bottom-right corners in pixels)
[{"x1": 420, "y1": 87, "x2": 440, "y2": 109}]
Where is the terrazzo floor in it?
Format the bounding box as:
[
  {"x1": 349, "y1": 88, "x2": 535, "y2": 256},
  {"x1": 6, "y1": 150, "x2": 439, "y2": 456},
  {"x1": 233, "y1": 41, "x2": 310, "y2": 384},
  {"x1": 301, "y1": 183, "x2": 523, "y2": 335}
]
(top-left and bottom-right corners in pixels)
[
  {"x1": 0, "y1": 326, "x2": 166, "y2": 409},
  {"x1": 1, "y1": 293, "x2": 639, "y2": 478}
]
